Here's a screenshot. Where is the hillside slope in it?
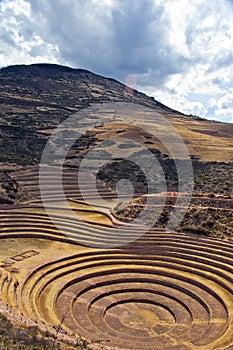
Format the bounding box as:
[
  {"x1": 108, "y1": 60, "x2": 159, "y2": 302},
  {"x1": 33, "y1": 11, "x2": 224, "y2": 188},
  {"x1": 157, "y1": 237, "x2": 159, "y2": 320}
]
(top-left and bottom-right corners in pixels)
[{"x1": 0, "y1": 63, "x2": 232, "y2": 163}]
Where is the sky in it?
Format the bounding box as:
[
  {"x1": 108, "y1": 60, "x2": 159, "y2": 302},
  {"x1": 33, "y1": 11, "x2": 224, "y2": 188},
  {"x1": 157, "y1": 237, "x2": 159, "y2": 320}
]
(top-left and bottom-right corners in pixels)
[{"x1": 0, "y1": 0, "x2": 233, "y2": 123}]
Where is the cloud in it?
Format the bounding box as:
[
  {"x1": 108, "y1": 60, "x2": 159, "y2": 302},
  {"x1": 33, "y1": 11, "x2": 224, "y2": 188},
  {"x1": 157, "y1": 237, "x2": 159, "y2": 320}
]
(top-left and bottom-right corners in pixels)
[
  {"x1": 27, "y1": 0, "x2": 180, "y2": 82},
  {"x1": 0, "y1": 0, "x2": 59, "y2": 66},
  {"x1": 0, "y1": 0, "x2": 233, "y2": 123}
]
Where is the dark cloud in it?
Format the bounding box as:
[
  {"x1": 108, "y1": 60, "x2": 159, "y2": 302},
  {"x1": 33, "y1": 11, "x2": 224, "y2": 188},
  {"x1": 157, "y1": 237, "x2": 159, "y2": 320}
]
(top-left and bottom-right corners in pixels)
[{"x1": 28, "y1": 0, "x2": 184, "y2": 84}]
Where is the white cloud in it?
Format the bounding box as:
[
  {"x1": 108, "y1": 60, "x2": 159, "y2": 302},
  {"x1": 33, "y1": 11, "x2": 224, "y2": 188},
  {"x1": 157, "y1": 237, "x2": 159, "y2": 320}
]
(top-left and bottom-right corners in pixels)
[
  {"x1": 0, "y1": 0, "x2": 60, "y2": 66},
  {"x1": 137, "y1": 0, "x2": 233, "y2": 122},
  {"x1": 211, "y1": 89, "x2": 233, "y2": 110},
  {"x1": 0, "y1": 0, "x2": 233, "y2": 123}
]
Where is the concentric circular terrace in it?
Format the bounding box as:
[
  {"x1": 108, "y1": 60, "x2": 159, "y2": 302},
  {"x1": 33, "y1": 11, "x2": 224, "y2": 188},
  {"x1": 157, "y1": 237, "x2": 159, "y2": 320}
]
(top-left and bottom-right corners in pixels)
[
  {"x1": 0, "y1": 166, "x2": 233, "y2": 350},
  {"x1": 19, "y1": 241, "x2": 233, "y2": 350}
]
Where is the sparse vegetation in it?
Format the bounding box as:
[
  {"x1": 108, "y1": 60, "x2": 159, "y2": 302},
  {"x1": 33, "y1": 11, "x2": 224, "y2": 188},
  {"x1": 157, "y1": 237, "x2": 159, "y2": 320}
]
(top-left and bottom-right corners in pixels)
[
  {"x1": 0, "y1": 314, "x2": 61, "y2": 349},
  {"x1": 0, "y1": 314, "x2": 97, "y2": 350},
  {"x1": 193, "y1": 160, "x2": 233, "y2": 197}
]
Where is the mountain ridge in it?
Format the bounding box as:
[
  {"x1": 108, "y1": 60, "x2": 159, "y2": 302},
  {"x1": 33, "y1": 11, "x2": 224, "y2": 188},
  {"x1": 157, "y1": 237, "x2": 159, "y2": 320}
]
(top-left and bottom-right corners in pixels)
[
  {"x1": 0, "y1": 63, "x2": 232, "y2": 164},
  {"x1": 0, "y1": 63, "x2": 188, "y2": 114}
]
